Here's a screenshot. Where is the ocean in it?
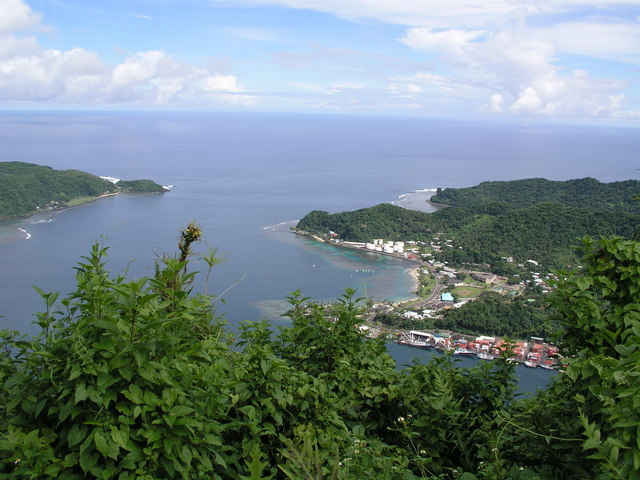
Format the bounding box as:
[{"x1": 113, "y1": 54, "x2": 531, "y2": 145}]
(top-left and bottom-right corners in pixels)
[{"x1": 1, "y1": 111, "x2": 638, "y2": 391}]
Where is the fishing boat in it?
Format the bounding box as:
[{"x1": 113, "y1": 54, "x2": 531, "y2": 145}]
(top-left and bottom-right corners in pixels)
[{"x1": 396, "y1": 330, "x2": 434, "y2": 349}]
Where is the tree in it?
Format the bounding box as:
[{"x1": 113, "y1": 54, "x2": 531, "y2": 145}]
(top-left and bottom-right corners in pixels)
[
  {"x1": 3, "y1": 226, "x2": 639, "y2": 479},
  {"x1": 549, "y1": 236, "x2": 640, "y2": 479},
  {"x1": 0, "y1": 228, "x2": 237, "y2": 479}
]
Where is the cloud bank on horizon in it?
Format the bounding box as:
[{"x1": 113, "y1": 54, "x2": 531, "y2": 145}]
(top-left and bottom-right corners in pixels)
[{"x1": 1, "y1": 0, "x2": 638, "y2": 123}]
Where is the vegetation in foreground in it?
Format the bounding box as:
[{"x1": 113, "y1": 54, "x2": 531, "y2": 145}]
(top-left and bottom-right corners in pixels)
[{"x1": 0, "y1": 224, "x2": 639, "y2": 479}]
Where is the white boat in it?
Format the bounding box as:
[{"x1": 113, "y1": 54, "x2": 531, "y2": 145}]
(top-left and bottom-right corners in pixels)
[
  {"x1": 524, "y1": 361, "x2": 538, "y2": 368},
  {"x1": 396, "y1": 331, "x2": 433, "y2": 349},
  {"x1": 453, "y1": 347, "x2": 476, "y2": 356},
  {"x1": 477, "y1": 352, "x2": 495, "y2": 361}
]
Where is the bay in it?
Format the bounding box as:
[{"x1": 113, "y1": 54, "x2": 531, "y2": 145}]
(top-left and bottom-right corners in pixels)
[{"x1": 1, "y1": 112, "x2": 638, "y2": 391}]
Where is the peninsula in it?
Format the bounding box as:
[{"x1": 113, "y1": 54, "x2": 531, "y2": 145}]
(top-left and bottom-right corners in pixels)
[
  {"x1": 296, "y1": 177, "x2": 640, "y2": 269},
  {"x1": 294, "y1": 177, "x2": 640, "y2": 351},
  {"x1": 0, "y1": 161, "x2": 168, "y2": 219}
]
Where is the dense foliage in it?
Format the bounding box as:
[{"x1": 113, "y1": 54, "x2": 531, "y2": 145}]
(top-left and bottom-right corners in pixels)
[
  {"x1": 430, "y1": 177, "x2": 640, "y2": 214},
  {"x1": 297, "y1": 201, "x2": 639, "y2": 268},
  {"x1": 0, "y1": 162, "x2": 117, "y2": 218},
  {"x1": 433, "y1": 292, "x2": 553, "y2": 338},
  {"x1": 435, "y1": 202, "x2": 638, "y2": 268},
  {"x1": 1, "y1": 228, "x2": 639, "y2": 479},
  {"x1": 298, "y1": 204, "x2": 433, "y2": 242},
  {"x1": 116, "y1": 179, "x2": 166, "y2": 193},
  {"x1": 0, "y1": 162, "x2": 165, "y2": 218}
]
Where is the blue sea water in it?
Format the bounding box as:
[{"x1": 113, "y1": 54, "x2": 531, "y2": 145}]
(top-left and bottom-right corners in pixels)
[{"x1": 1, "y1": 112, "x2": 638, "y2": 390}]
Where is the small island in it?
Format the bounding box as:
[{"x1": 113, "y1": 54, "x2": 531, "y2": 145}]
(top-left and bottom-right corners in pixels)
[{"x1": 0, "y1": 161, "x2": 169, "y2": 219}]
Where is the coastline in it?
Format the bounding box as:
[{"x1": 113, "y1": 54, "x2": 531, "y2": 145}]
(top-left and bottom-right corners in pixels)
[
  {"x1": 292, "y1": 227, "x2": 422, "y2": 302},
  {"x1": 426, "y1": 199, "x2": 452, "y2": 209},
  {"x1": 0, "y1": 191, "x2": 120, "y2": 222},
  {"x1": 0, "y1": 192, "x2": 124, "y2": 247},
  {"x1": 0, "y1": 189, "x2": 169, "y2": 247}
]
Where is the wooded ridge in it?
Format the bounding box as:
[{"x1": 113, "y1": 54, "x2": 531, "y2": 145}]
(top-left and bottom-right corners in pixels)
[
  {"x1": 296, "y1": 178, "x2": 640, "y2": 268},
  {"x1": 0, "y1": 162, "x2": 166, "y2": 218}
]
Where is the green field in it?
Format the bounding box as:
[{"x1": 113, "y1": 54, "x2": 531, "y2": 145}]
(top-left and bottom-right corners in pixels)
[{"x1": 451, "y1": 285, "x2": 484, "y2": 298}]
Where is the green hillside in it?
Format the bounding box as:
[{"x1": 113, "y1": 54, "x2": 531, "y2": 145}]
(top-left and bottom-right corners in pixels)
[
  {"x1": 430, "y1": 177, "x2": 640, "y2": 213},
  {"x1": 296, "y1": 178, "x2": 640, "y2": 268},
  {"x1": 115, "y1": 179, "x2": 166, "y2": 193},
  {"x1": 0, "y1": 162, "x2": 165, "y2": 218}
]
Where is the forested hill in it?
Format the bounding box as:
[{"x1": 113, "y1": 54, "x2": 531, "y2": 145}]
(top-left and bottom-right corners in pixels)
[
  {"x1": 296, "y1": 178, "x2": 640, "y2": 268},
  {"x1": 430, "y1": 177, "x2": 640, "y2": 213},
  {"x1": 0, "y1": 162, "x2": 165, "y2": 218}
]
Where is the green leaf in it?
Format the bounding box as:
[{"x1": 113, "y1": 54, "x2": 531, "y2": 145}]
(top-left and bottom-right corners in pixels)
[
  {"x1": 94, "y1": 319, "x2": 122, "y2": 337},
  {"x1": 179, "y1": 445, "x2": 193, "y2": 465},
  {"x1": 94, "y1": 430, "x2": 109, "y2": 457},
  {"x1": 459, "y1": 474, "x2": 480, "y2": 480},
  {"x1": 79, "y1": 450, "x2": 97, "y2": 473},
  {"x1": 68, "y1": 424, "x2": 87, "y2": 448},
  {"x1": 203, "y1": 434, "x2": 223, "y2": 446},
  {"x1": 170, "y1": 405, "x2": 195, "y2": 417},
  {"x1": 110, "y1": 426, "x2": 129, "y2": 449},
  {"x1": 615, "y1": 344, "x2": 632, "y2": 356},
  {"x1": 124, "y1": 385, "x2": 143, "y2": 404},
  {"x1": 75, "y1": 383, "x2": 89, "y2": 404}
]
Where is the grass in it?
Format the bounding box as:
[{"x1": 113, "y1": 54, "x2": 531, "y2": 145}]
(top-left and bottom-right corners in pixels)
[
  {"x1": 417, "y1": 274, "x2": 436, "y2": 297},
  {"x1": 65, "y1": 192, "x2": 117, "y2": 207},
  {"x1": 451, "y1": 286, "x2": 484, "y2": 298}
]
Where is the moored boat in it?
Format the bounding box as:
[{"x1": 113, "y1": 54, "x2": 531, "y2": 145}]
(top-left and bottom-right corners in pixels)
[
  {"x1": 477, "y1": 352, "x2": 495, "y2": 360},
  {"x1": 453, "y1": 347, "x2": 476, "y2": 356}
]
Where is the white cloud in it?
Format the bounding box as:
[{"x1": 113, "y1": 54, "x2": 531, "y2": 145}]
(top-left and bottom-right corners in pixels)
[
  {"x1": 490, "y1": 93, "x2": 503, "y2": 112},
  {"x1": 200, "y1": 74, "x2": 243, "y2": 93},
  {"x1": 400, "y1": 28, "x2": 486, "y2": 56},
  {"x1": 0, "y1": 0, "x2": 42, "y2": 35},
  {"x1": 1, "y1": 0, "x2": 638, "y2": 119},
  {"x1": 397, "y1": 25, "x2": 639, "y2": 119},
  {"x1": 223, "y1": 27, "x2": 282, "y2": 43},
  {"x1": 285, "y1": 80, "x2": 365, "y2": 96},
  {"x1": 209, "y1": 0, "x2": 526, "y2": 29},
  {"x1": 0, "y1": 34, "x2": 39, "y2": 58},
  {"x1": 535, "y1": 21, "x2": 640, "y2": 65},
  {"x1": 286, "y1": 81, "x2": 327, "y2": 92},
  {"x1": 388, "y1": 82, "x2": 421, "y2": 98},
  {"x1": 511, "y1": 86, "x2": 542, "y2": 113},
  {"x1": 328, "y1": 81, "x2": 365, "y2": 94},
  {"x1": 0, "y1": 1, "x2": 257, "y2": 107},
  {"x1": 210, "y1": 0, "x2": 640, "y2": 119}
]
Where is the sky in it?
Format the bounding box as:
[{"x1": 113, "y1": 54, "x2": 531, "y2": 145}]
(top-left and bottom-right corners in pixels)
[{"x1": 1, "y1": 0, "x2": 639, "y2": 124}]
